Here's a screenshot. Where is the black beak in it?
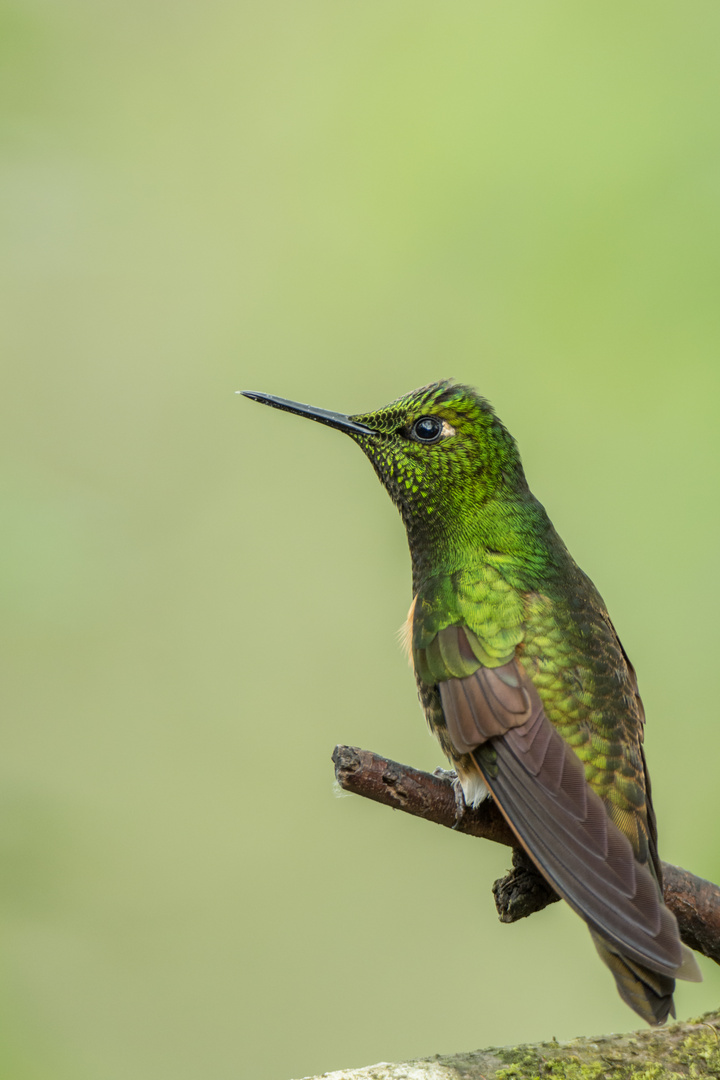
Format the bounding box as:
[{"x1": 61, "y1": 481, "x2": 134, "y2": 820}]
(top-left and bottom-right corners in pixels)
[{"x1": 240, "y1": 391, "x2": 375, "y2": 436}]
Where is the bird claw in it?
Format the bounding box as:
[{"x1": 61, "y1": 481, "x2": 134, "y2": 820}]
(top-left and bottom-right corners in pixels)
[
  {"x1": 450, "y1": 777, "x2": 469, "y2": 828},
  {"x1": 433, "y1": 768, "x2": 467, "y2": 828}
]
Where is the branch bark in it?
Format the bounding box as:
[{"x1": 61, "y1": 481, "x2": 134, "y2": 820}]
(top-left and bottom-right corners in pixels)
[
  {"x1": 332, "y1": 744, "x2": 720, "y2": 965},
  {"x1": 294, "y1": 1010, "x2": 720, "y2": 1080}
]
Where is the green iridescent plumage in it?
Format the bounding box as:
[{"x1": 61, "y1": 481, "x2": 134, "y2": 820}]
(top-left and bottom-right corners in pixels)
[{"x1": 243, "y1": 380, "x2": 701, "y2": 1025}]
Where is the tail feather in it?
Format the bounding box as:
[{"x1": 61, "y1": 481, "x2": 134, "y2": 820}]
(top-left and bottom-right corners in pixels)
[{"x1": 591, "y1": 931, "x2": 675, "y2": 1025}]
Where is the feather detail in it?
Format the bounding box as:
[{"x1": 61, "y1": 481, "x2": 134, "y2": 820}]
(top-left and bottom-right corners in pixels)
[
  {"x1": 591, "y1": 931, "x2": 675, "y2": 1025},
  {"x1": 398, "y1": 595, "x2": 417, "y2": 663},
  {"x1": 483, "y1": 714, "x2": 686, "y2": 977},
  {"x1": 438, "y1": 650, "x2": 535, "y2": 754},
  {"x1": 436, "y1": 654, "x2": 701, "y2": 1001},
  {"x1": 454, "y1": 763, "x2": 489, "y2": 807}
]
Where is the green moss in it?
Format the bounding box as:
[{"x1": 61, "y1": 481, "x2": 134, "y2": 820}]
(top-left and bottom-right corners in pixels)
[
  {"x1": 676, "y1": 1027, "x2": 720, "y2": 1075},
  {"x1": 491, "y1": 1013, "x2": 720, "y2": 1080},
  {"x1": 497, "y1": 1057, "x2": 609, "y2": 1080}
]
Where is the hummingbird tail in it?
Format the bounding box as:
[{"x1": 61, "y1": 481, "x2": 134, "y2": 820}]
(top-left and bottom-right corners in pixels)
[{"x1": 591, "y1": 931, "x2": 675, "y2": 1025}]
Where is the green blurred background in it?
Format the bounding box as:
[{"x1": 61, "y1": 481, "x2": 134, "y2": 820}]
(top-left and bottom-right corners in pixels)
[{"x1": 2, "y1": 2, "x2": 720, "y2": 1077}]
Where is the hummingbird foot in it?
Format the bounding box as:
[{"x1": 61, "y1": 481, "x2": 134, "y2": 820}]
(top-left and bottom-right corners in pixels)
[
  {"x1": 433, "y1": 767, "x2": 491, "y2": 826},
  {"x1": 432, "y1": 766, "x2": 458, "y2": 784},
  {"x1": 450, "y1": 776, "x2": 468, "y2": 827},
  {"x1": 431, "y1": 767, "x2": 468, "y2": 826}
]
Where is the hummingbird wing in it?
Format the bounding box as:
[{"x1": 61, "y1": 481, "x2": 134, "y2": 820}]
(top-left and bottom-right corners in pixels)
[
  {"x1": 614, "y1": 633, "x2": 663, "y2": 886},
  {"x1": 433, "y1": 628, "x2": 690, "y2": 984}
]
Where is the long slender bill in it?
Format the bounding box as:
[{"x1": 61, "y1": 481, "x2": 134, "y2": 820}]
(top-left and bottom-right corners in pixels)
[{"x1": 240, "y1": 391, "x2": 374, "y2": 436}]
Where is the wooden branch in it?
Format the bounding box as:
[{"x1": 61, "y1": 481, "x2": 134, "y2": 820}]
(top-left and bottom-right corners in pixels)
[
  {"x1": 332, "y1": 744, "x2": 720, "y2": 965},
  {"x1": 294, "y1": 1010, "x2": 720, "y2": 1080}
]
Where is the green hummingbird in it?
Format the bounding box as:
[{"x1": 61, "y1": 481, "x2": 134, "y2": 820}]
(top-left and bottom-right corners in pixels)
[{"x1": 242, "y1": 380, "x2": 701, "y2": 1025}]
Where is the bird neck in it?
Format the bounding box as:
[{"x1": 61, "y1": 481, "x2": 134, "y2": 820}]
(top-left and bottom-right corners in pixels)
[{"x1": 407, "y1": 491, "x2": 569, "y2": 595}]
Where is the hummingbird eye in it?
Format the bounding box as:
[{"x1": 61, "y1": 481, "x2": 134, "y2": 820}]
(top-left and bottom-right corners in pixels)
[{"x1": 411, "y1": 416, "x2": 443, "y2": 444}]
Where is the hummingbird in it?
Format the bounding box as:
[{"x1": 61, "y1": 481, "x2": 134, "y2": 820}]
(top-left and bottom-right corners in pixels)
[{"x1": 242, "y1": 380, "x2": 701, "y2": 1024}]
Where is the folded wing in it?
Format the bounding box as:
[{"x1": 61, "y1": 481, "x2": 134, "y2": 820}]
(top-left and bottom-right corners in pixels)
[{"x1": 437, "y1": 642, "x2": 693, "y2": 983}]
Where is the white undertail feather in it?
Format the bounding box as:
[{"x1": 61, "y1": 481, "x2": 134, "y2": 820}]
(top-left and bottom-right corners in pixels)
[{"x1": 457, "y1": 769, "x2": 489, "y2": 808}]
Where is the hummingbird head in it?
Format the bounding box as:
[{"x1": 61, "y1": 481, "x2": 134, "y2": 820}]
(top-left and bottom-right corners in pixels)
[{"x1": 242, "y1": 381, "x2": 528, "y2": 575}]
